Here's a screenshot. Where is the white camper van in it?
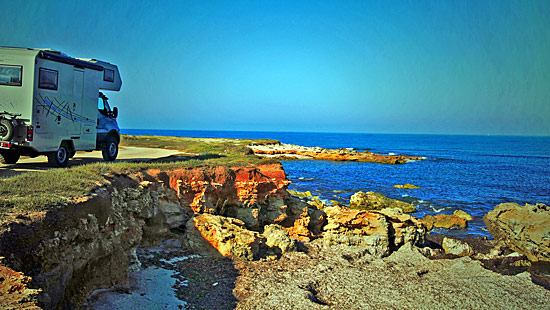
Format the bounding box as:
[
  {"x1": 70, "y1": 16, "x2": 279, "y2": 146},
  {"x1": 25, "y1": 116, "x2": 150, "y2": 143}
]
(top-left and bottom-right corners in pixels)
[{"x1": 0, "y1": 47, "x2": 122, "y2": 167}]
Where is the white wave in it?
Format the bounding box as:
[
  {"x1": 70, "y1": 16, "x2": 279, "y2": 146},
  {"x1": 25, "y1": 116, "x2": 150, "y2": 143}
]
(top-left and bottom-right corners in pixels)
[
  {"x1": 346, "y1": 147, "x2": 354, "y2": 150},
  {"x1": 388, "y1": 152, "x2": 396, "y2": 155},
  {"x1": 430, "y1": 205, "x2": 446, "y2": 212}
]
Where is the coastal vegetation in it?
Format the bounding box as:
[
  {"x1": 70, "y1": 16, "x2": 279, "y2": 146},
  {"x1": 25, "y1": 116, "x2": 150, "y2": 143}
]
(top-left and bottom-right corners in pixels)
[
  {"x1": 0, "y1": 135, "x2": 278, "y2": 220},
  {"x1": 120, "y1": 134, "x2": 278, "y2": 155}
]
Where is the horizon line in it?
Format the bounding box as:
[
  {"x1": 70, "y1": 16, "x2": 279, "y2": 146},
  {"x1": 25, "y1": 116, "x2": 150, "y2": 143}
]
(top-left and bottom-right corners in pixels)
[{"x1": 120, "y1": 128, "x2": 550, "y2": 138}]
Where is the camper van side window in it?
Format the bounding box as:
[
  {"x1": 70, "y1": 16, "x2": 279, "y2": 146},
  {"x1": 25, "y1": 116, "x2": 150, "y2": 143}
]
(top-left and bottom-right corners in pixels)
[
  {"x1": 104, "y1": 69, "x2": 114, "y2": 82},
  {"x1": 0, "y1": 65, "x2": 22, "y2": 87},
  {"x1": 38, "y1": 68, "x2": 58, "y2": 90}
]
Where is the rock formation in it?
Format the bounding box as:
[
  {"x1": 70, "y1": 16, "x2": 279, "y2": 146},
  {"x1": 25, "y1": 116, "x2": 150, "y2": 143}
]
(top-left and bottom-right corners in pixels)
[
  {"x1": 0, "y1": 162, "x2": 323, "y2": 309},
  {"x1": 0, "y1": 258, "x2": 41, "y2": 309},
  {"x1": 393, "y1": 183, "x2": 420, "y2": 189},
  {"x1": 0, "y1": 177, "x2": 181, "y2": 309},
  {"x1": 184, "y1": 213, "x2": 266, "y2": 260},
  {"x1": 349, "y1": 191, "x2": 417, "y2": 213},
  {"x1": 442, "y1": 237, "x2": 474, "y2": 257},
  {"x1": 322, "y1": 206, "x2": 426, "y2": 257},
  {"x1": 484, "y1": 203, "x2": 550, "y2": 262},
  {"x1": 249, "y1": 142, "x2": 423, "y2": 164},
  {"x1": 423, "y1": 213, "x2": 468, "y2": 230}
]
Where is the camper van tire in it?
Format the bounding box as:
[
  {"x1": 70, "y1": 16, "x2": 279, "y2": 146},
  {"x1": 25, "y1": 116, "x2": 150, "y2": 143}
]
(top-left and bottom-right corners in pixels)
[
  {"x1": 102, "y1": 136, "x2": 118, "y2": 161},
  {"x1": 0, "y1": 151, "x2": 20, "y2": 165},
  {"x1": 48, "y1": 143, "x2": 70, "y2": 167},
  {"x1": 0, "y1": 119, "x2": 14, "y2": 141}
]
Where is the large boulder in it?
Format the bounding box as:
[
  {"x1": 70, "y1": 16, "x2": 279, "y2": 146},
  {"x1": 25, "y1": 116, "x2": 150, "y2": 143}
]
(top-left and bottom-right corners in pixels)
[
  {"x1": 349, "y1": 191, "x2": 416, "y2": 213},
  {"x1": 184, "y1": 214, "x2": 299, "y2": 260},
  {"x1": 184, "y1": 214, "x2": 266, "y2": 260},
  {"x1": 263, "y1": 224, "x2": 296, "y2": 254},
  {"x1": 322, "y1": 206, "x2": 425, "y2": 257},
  {"x1": 484, "y1": 203, "x2": 550, "y2": 262},
  {"x1": 442, "y1": 237, "x2": 474, "y2": 257},
  {"x1": 377, "y1": 208, "x2": 426, "y2": 247}
]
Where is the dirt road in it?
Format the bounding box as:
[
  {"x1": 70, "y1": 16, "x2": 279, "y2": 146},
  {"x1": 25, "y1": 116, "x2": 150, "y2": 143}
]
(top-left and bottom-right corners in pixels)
[{"x1": 0, "y1": 146, "x2": 181, "y2": 178}]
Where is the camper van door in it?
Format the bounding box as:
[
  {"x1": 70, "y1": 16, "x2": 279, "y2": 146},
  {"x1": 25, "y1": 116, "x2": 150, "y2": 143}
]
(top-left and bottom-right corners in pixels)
[{"x1": 71, "y1": 69, "x2": 84, "y2": 135}]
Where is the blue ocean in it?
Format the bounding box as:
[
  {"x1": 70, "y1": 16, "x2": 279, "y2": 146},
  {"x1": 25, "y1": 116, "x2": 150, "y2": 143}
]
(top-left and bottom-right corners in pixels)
[{"x1": 122, "y1": 129, "x2": 550, "y2": 238}]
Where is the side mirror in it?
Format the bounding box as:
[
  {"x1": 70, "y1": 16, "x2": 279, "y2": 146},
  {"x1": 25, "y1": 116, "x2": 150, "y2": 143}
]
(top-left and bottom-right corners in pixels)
[{"x1": 112, "y1": 107, "x2": 118, "y2": 118}]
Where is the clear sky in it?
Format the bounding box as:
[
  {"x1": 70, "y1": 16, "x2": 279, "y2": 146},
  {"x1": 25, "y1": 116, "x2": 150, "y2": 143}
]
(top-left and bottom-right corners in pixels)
[{"x1": 2, "y1": 0, "x2": 549, "y2": 135}]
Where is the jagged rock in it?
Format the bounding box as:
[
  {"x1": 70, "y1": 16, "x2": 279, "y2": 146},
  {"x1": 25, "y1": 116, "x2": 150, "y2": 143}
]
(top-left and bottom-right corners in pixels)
[
  {"x1": 308, "y1": 208, "x2": 327, "y2": 234},
  {"x1": 0, "y1": 163, "x2": 318, "y2": 309},
  {"x1": 349, "y1": 191, "x2": 417, "y2": 213},
  {"x1": 250, "y1": 143, "x2": 423, "y2": 164},
  {"x1": 263, "y1": 224, "x2": 297, "y2": 254},
  {"x1": 283, "y1": 206, "x2": 314, "y2": 241},
  {"x1": 146, "y1": 163, "x2": 300, "y2": 230},
  {"x1": 393, "y1": 183, "x2": 420, "y2": 189},
  {"x1": 322, "y1": 206, "x2": 425, "y2": 257},
  {"x1": 484, "y1": 203, "x2": 550, "y2": 262},
  {"x1": 377, "y1": 208, "x2": 426, "y2": 247},
  {"x1": 158, "y1": 200, "x2": 188, "y2": 228},
  {"x1": 184, "y1": 213, "x2": 265, "y2": 261},
  {"x1": 442, "y1": 237, "x2": 474, "y2": 257},
  {"x1": 423, "y1": 213, "x2": 468, "y2": 230},
  {"x1": 0, "y1": 259, "x2": 41, "y2": 309},
  {"x1": 453, "y1": 210, "x2": 473, "y2": 221}
]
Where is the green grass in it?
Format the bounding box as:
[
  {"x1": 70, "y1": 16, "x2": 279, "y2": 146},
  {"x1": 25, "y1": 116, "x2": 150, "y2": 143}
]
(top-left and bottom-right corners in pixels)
[
  {"x1": 0, "y1": 135, "x2": 279, "y2": 221},
  {"x1": 120, "y1": 134, "x2": 278, "y2": 155}
]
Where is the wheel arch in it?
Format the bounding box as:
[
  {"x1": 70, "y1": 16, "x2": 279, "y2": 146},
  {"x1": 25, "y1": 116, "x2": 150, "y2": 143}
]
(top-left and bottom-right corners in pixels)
[
  {"x1": 108, "y1": 130, "x2": 120, "y2": 144},
  {"x1": 61, "y1": 139, "x2": 75, "y2": 153}
]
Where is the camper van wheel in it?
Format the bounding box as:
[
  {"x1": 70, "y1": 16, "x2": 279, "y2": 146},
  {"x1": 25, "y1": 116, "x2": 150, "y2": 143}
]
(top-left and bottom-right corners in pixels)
[
  {"x1": 0, "y1": 150, "x2": 20, "y2": 164},
  {"x1": 0, "y1": 119, "x2": 14, "y2": 141},
  {"x1": 102, "y1": 136, "x2": 118, "y2": 161},
  {"x1": 48, "y1": 143, "x2": 70, "y2": 167}
]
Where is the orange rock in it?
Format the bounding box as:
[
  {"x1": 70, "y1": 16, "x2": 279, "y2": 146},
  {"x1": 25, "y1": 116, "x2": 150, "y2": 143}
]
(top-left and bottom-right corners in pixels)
[
  {"x1": 423, "y1": 214, "x2": 468, "y2": 230},
  {"x1": 146, "y1": 163, "x2": 290, "y2": 216},
  {"x1": 253, "y1": 149, "x2": 422, "y2": 164},
  {"x1": 184, "y1": 214, "x2": 265, "y2": 260},
  {"x1": 0, "y1": 259, "x2": 41, "y2": 309},
  {"x1": 282, "y1": 206, "x2": 314, "y2": 241}
]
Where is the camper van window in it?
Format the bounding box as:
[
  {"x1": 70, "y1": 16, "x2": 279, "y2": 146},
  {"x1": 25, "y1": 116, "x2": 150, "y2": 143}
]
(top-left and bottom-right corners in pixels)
[
  {"x1": 0, "y1": 65, "x2": 22, "y2": 87},
  {"x1": 38, "y1": 68, "x2": 58, "y2": 90},
  {"x1": 104, "y1": 69, "x2": 114, "y2": 82}
]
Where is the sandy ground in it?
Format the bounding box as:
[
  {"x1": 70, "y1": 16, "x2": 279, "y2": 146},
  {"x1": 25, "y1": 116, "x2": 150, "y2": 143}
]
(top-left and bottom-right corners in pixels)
[
  {"x1": 82, "y1": 240, "x2": 550, "y2": 310},
  {"x1": 0, "y1": 146, "x2": 182, "y2": 178}
]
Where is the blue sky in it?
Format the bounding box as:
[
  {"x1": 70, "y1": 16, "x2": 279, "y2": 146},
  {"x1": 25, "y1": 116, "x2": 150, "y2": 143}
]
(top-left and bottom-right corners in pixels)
[{"x1": 2, "y1": 0, "x2": 549, "y2": 135}]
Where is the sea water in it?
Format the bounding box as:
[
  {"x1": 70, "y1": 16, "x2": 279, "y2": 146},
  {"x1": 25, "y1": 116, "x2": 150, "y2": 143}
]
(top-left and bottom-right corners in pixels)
[{"x1": 122, "y1": 129, "x2": 550, "y2": 237}]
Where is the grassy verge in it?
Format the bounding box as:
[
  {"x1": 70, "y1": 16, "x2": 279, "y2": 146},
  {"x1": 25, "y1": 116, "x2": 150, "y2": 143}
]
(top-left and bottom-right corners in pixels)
[
  {"x1": 120, "y1": 134, "x2": 278, "y2": 155},
  {"x1": 0, "y1": 135, "x2": 279, "y2": 221}
]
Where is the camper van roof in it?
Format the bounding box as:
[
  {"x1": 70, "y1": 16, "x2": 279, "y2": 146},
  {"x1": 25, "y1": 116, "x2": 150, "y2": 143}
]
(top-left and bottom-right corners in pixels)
[
  {"x1": 1, "y1": 47, "x2": 104, "y2": 71},
  {"x1": 37, "y1": 50, "x2": 104, "y2": 71}
]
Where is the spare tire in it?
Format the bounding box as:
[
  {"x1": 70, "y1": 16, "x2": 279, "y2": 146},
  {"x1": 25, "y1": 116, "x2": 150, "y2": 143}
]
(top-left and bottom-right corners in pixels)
[{"x1": 0, "y1": 119, "x2": 14, "y2": 141}]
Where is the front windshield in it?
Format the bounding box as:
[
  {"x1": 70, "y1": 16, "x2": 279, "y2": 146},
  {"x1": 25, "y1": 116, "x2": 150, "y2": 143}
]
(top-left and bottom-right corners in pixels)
[
  {"x1": 98, "y1": 96, "x2": 111, "y2": 115},
  {"x1": 98, "y1": 97, "x2": 105, "y2": 110}
]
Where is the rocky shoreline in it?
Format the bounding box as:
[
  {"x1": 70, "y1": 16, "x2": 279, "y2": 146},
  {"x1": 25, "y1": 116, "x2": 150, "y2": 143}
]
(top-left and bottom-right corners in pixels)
[
  {"x1": 1, "y1": 161, "x2": 549, "y2": 309},
  {"x1": 248, "y1": 142, "x2": 423, "y2": 164}
]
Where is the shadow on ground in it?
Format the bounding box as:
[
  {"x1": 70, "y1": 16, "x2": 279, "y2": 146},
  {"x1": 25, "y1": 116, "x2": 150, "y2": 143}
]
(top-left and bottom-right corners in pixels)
[{"x1": 0, "y1": 154, "x2": 225, "y2": 178}]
